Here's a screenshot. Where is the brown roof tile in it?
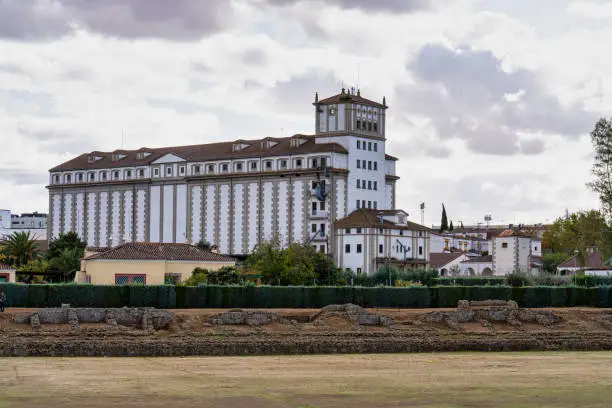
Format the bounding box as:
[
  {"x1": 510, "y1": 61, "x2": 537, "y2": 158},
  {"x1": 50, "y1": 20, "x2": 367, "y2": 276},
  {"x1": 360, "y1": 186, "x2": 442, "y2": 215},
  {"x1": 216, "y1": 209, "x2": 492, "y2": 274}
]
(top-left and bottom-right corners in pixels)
[
  {"x1": 50, "y1": 135, "x2": 348, "y2": 172},
  {"x1": 83, "y1": 242, "x2": 235, "y2": 262},
  {"x1": 429, "y1": 252, "x2": 466, "y2": 268},
  {"x1": 317, "y1": 92, "x2": 387, "y2": 109},
  {"x1": 558, "y1": 251, "x2": 602, "y2": 269},
  {"x1": 334, "y1": 209, "x2": 430, "y2": 231}
]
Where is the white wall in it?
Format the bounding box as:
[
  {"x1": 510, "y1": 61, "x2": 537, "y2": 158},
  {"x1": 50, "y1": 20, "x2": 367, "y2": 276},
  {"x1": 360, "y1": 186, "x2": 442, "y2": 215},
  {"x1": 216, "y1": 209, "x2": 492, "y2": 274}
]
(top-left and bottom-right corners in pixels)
[{"x1": 0, "y1": 210, "x2": 11, "y2": 229}]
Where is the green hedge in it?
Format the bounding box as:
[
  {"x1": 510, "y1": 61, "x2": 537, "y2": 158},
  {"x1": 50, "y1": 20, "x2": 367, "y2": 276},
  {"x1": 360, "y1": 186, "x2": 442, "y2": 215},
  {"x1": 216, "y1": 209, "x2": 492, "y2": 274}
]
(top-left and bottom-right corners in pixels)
[
  {"x1": 1, "y1": 283, "x2": 611, "y2": 308},
  {"x1": 434, "y1": 277, "x2": 506, "y2": 286}
]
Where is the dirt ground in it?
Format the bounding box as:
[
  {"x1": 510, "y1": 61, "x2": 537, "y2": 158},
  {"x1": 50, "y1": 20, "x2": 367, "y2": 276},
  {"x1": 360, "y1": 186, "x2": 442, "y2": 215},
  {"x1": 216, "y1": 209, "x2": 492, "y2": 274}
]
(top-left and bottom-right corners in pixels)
[{"x1": 0, "y1": 352, "x2": 610, "y2": 408}]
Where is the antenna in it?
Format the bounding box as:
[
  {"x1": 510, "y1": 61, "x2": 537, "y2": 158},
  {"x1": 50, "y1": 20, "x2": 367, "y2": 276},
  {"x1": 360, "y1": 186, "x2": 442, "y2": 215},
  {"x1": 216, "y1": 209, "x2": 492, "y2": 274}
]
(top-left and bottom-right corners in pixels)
[{"x1": 357, "y1": 62, "x2": 360, "y2": 92}]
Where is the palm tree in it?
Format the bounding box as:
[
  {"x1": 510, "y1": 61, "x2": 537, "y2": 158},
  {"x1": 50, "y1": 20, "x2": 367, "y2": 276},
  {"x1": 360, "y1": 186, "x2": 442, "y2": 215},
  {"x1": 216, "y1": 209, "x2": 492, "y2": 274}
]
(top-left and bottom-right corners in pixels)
[
  {"x1": 4, "y1": 231, "x2": 39, "y2": 267},
  {"x1": 50, "y1": 247, "x2": 82, "y2": 282}
]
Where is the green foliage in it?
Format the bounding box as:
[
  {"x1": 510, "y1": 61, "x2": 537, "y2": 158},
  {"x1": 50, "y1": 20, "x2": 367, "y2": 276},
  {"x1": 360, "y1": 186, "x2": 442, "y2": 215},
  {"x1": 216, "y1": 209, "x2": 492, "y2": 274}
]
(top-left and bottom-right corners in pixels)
[
  {"x1": 434, "y1": 277, "x2": 506, "y2": 286},
  {"x1": 195, "y1": 240, "x2": 212, "y2": 251},
  {"x1": 17, "y1": 259, "x2": 50, "y2": 273},
  {"x1": 48, "y1": 232, "x2": 86, "y2": 260},
  {"x1": 184, "y1": 268, "x2": 209, "y2": 286},
  {"x1": 504, "y1": 272, "x2": 533, "y2": 287},
  {"x1": 571, "y1": 274, "x2": 612, "y2": 287},
  {"x1": 531, "y1": 274, "x2": 571, "y2": 286},
  {"x1": 542, "y1": 253, "x2": 570, "y2": 274},
  {"x1": 587, "y1": 117, "x2": 612, "y2": 218},
  {"x1": 3, "y1": 231, "x2": 40, "y2": 267},
  {"x1": 207, "y1": 266, "x2": 241, "y2": 285},
  {"x1": 440, "y1": 204, "x2": 448, "y2": 232},
  {"x1": 372, "y1": 267, "x2": 439, "y2": 287},
  {"x1": 49, "y1": 247, "x2": 81, "y2": 278}
]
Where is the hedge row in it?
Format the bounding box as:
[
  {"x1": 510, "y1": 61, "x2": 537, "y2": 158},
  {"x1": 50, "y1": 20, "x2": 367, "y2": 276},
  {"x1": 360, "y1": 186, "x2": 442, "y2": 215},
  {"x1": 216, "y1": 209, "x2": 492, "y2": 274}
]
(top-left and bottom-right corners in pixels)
[
  {"x1": 2, "y1": 284, "x2": 612, "y2": 308},
  {"x1": 573, "y1": 275, "x2": 612, "y2": 287},
  {"x1": 434, "y1": 277, "x2": 506, "y2": 286}
]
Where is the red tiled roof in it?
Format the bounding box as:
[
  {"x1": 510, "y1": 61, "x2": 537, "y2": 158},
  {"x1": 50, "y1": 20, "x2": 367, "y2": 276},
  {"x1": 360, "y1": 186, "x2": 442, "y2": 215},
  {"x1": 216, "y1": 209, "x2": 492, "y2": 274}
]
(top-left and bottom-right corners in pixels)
[
  {"x1": 429, "y1": 252, "x2": 466, "y2": 268},
  {"x1": 83, "y1": 242, "x2": 235, "y2": 262},
  {"x1": 334, "y1": 209, "x2": 430, "y2": 231},
  {"x1": 317, "y1": 92, "x2": 386, "y2": 109},
  {"x1": 558, "y1": 251, "x2": 602, "y2": 269},
  {"x1": 50, "y1": 135, "x2": 348, "y2": 172},
  {"x1": 385, "y1": 154, "x2": 398, "y2": 161}
]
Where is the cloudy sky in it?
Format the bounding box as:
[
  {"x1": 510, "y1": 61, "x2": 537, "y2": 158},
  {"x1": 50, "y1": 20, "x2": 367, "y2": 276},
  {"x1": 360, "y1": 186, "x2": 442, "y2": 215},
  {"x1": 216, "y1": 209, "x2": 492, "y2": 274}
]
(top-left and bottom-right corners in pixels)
[{"x1": 0, "y1": 0, "x2": 609, "y2": 226}]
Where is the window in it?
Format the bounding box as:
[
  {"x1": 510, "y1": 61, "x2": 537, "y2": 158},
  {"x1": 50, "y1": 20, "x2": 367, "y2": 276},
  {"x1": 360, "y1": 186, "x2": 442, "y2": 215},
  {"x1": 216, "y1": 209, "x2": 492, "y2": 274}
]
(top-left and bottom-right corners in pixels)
[
  {"x1": 356, "y1": 244, "x2": 362, "y2": 253},
  {"x1": 320, "y1": 224, "x2": 326, "y2": 235},
  {"x1": 319, "y1": 245, "x2": 325, "y2": 253},
  {"x1": 379, "y1": 244, "x2": 383, "y2": 254},
  {"x1": 312, "y1": 224, "x2": 317, "y2": 233},
  {"x1": 312, "y1": 202, "x2": 317, "y2": 215},
  {"x1": 345, "y1": 244, "x2": 351, "y2": 253},
  {"x1": 236, "y1": 163, "x2": 243, "y2": 171},
  {"x1": 362, "y1": 200, "x2": 365, "y2": 208},
  {"x1": 362, "y1": 160, "x2": 366, "y2": 168},
  {"x1": 126, "y1": 170, "x2": 132, "y2": 178},
  {"x1": 368, "y1": 122, "x2": 373, "y2": 132},
  {"x1": 320, "y1": 157, "x2": 327, "y2": 168},
  {"x1": 362, "y1": 180, "x2": 366, "y2": 189},
  {"x1": 368, "y1": 142, "x2": 372, "y2": 151},
  {"x1": 102, "y1": 172, "x2": 108, "y2": 180},
  {"x1": 164, "y1": 273, "x2": 181, "y2": 285},
  {"x1": 356, "y1": 200, "x2": 360, "y2": 209},
  {"x1": 179, "y1": 167, "x2": 185, "y2": 175},
  {"x1": 373, "y1": 162, "x2": 378, "y2": 171},
  {"x1": 399, "y1": 230, "x2": 404, "y2": 236},
  {"x1": 194, "y1": 166, "x2": 201, "y2": 174},
  {"x1": 320, "y1": 201, "x2": 325, "y2": 211},
  {"x1": 362, "y1": 121, "x2": 367, "y2": 130},
  {"x1": 373, "y1": 201, "x2": 377, "y2": 209},
  {"x1": 374, "y1": 143, "x2": 378, "y2": 152},
  {"x1": 357, "y1": 160, "x2": 361, "y2": 169},
  {"x1": 265, "y1": 161, "x2": 272, "y2": 169},
  {"x1": 114, "y1": 171, "x2": 120, "y2": 180},
  {"x1": 356, "y1": 120, "x2": 361, "y2": 131},
  {"x1": 535, "y1": 246, "x2": 538, "y2": 251},
  {"x1": 222, "y1": 164, "x2": 229, "y2": 172},
  {"x1": 356, "y1": 228, "x2": 362, "y2": 233},
  {"x1": 312, "y1": 158, "x2": 318, "y2": 168},
  {"x1": 53, "y1": 175, "x2": 59, "y2": 184},
  {"x1": 345, "y1": 228, "x2": 351, "y2": 234},
  {"x1": 115, "y1": 274, "x2": 146, "y2": 285},
  {"x1": 368, "y1": 161, "x2": 372, "y2": 170},
  {"x1": 502, "y1": 242, "x2": 508, "y2": 248},
  {"x1": 139, "y1": 169, "x2": 145, "y2": 178},
  {"x1": 368, "y1": 181, "x2": 372, "y2": 190},
  {"x1": 379, "y1": 228, "x2": 383, "y2": 233},
  {"x1": 250, "y1": 162, "x2": 257, "y2": 170},
  {"x1": 89, "y1": 173, "x2": 95, "y2": 181},
  {"x1": 356, "y1": 179, "x2": 360, "y2": 189},
  {"x1": 65, "y1": 174, "x2": 72, "y2": 183},
  {"x1": 280, "y1": 160, "x2": 287, "y2": 168},
  {"x1": 77, "y1": 173, "x2": 83, "y2": 182},
  {"x1": 373, "y1": 123, "x2": 378, "y2": 132},
  {"x1": 368, "y1": 201, "x2": 371, "y2": 209},
  {"x1": 373, "y1": 181, "x2": 378, "y2": 190},
  {"x1": 208, "y1": 164, "x2": 215, "y2": 173},
  {"x1": 357, "y1": 140, "x2": 361, "y2": 149},
  {"x1": 296, "y1": 159, "x2": 302, "y2": 167},
  {"x1": 166, "y1": 167, "x2": 172, "y2": 176}
]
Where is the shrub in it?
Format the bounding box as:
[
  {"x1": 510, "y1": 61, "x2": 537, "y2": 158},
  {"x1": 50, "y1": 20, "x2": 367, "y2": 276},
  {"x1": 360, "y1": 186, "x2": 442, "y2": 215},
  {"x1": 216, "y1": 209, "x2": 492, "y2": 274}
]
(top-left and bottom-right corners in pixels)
[
  {"x1": 505, "y1": 272, "x2": 533, "y2": 287},
  {"x1": 532, "y1": 274, "x2": 571, "y2": 286}
]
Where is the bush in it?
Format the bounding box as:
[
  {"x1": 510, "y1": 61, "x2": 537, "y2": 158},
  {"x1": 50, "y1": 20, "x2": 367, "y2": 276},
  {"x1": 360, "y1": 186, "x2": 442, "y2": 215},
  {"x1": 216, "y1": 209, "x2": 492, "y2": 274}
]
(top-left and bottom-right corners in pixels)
[
  {"x1": 532, "y1": 274, "x2": 572, "y2": 286},
  {"x1": 434, "y1": 277, "x2": 506, "y2": 286},
  {"x1": 505, "y1": 272, "x2": 533, "y2": 287}
]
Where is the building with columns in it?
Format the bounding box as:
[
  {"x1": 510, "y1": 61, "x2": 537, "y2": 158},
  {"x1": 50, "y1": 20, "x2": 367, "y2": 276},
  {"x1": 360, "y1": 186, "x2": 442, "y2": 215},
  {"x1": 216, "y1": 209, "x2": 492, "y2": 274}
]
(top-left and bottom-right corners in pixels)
[{"x1": 48, "y1": 88, "x2": 422, "y2": 274}]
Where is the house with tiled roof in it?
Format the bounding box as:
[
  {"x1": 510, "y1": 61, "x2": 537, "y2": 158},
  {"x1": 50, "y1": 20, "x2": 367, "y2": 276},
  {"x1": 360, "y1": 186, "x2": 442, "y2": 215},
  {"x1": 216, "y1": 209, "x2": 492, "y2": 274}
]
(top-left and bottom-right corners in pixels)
[
  {"x1": 556, "y1": 249, "x2": 608, "y2": 275},
  {"x1": 429, "y1": 252, "x2": 469, "y2": 276},
  {"x1": 77, "y1": 242, "x2": 235, "y2": 285},
  {"x1": 0, "y1": 263, "x2": 16, "y2": 283},
  {"x1": 492, "y1": 230, "x2": 542, "y2": 275}
]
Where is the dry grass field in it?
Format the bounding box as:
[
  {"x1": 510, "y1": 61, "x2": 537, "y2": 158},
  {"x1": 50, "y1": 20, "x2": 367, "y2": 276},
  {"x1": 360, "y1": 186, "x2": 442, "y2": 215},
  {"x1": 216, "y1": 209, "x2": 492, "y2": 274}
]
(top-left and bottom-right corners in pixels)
[{"x1": 0, "y1": 352, "x2": 610, "y2": 407}]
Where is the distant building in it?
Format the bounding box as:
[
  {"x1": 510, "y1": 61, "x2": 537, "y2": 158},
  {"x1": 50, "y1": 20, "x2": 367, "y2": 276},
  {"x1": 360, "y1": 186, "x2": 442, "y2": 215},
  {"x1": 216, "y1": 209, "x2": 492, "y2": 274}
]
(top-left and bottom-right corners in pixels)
[
  {"x1": 0, "y1": 264, "x2": 16, "y2": 283},
  {"x1": 0, "y1": 210, "x2": 47, "y2": 241},
  {"x1": 429, "y1": 252, "x2": 469, "y2": 276},
  {"x1": 556, "y1": 249, "x2": 605, "y2": 275},
  {"x1": 492, "y1": 230, "x2": 540, "y2": 275},
  {"x1": 11, "y1": 212, "x2": 47, "y2": 229}
]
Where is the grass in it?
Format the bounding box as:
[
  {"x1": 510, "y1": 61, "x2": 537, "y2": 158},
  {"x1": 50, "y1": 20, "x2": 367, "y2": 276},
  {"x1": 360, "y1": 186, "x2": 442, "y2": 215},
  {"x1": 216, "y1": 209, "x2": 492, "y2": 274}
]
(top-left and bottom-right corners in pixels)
[{"x1": 0, "y1": 352, "x2": 610, "y2": 407}]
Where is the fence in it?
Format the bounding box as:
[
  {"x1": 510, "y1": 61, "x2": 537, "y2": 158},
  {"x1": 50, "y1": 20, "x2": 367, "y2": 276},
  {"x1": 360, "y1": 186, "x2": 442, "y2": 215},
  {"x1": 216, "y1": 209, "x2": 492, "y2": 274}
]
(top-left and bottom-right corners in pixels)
[{"x1": 1, "y1": 284, "x2": 612, "y2": 308}]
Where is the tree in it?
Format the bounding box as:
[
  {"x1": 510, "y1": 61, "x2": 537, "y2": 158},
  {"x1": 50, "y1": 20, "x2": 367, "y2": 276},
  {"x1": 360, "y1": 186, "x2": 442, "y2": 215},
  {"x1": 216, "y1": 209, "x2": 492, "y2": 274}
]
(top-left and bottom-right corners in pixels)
[
  {"x1": 440, "y1": 204, "x2": 449, "y2": 232},
  {"x1": 543, "y1": 210, "x2": 612, "y2": 266},
  {"x1": 48, "y1": 232, "x2": 86, "y2": 260},
  {"x1": 449, "y1": 221, "x2": 454, "y2": 231},
  {"x1": 245, "y1": 238, "x2": 289, "y2": 284},
  {"x1": 195, "y1": 240, "x2": 212, "y2": 251},
  {"x1": 542, "y1": 253, "x2": 570, "y2": 274},
  {"x1": 50, "y1": 247, "x2": 82, "y2": 281},
  {"x1": 587, "y1": 118, "x2": 612, "y2": 218},
  {"x1": 4, "y1": 231, "x2": 39, "y2": 266}
]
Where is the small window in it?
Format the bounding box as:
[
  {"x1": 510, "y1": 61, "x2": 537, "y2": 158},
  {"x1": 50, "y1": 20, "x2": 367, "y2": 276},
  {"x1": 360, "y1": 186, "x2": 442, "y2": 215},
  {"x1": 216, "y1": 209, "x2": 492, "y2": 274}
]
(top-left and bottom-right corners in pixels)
[
  {"x1": 356, "y1": 228, "x2": 362, "y2": 234},
  {"x1": 312, "y1": 158, "x2": 318, "y2": 168},
  {"x1": 312, "y1": 202, "x2": 317, "y2": 215},
  {"x1": 320, "y1": 201, "x2": 325, "y2": 211},
  {"x1": 356, "y1": 244, "x2": 362, "y2": 253},
  {"x1": 77, "y1": 173, "x2": 83, "y2": 182},
  {"x1": 368, "y1": 161, "x2": 372, "y2": 170},
  {"x1": 66, "y1": 174, "x2": 72, "y2": 182},
  {"x1": 222, "y1": 164, "x2": 229, "y2": 172},
  {"x1": 373, "y1": 201, "x2": 377, "y2": 209},
  {"x1": 362, "y1": 160, "x2": 367, "y2": 168},
  {"x1": 357, "y1": 140, "x2": 361, "y2": 149},
  {"x1": 356, "y1": 179, "x2": 360, "y2": 189},
  {"x1": 251, "y1": 162, "x2": 257, "y2": 170},
  {"x1": 280, "y1": 160, "x2": 287, "y2": 168},
  {"x1": 102, "y1": 172, "x2": 108, "y2": 180},
  {"x1": 356, "y1": 200, "x2": 360, "y2": 209},
  {"x1": 362, "y1": 200, "x2": 365, "y2": 208},
  {"x1": 320, "y1": 157, "x2": 327, "y2": 168},
  {"x1": 319, "y1": 245, "x2": 325, "y2": 253},
  {"x1": 236, "y1": 163, "x2": 243, "y2": 171},
  {"x1": 368, "y1": 122, "x2": 373, "y2": 132},
  {"x1": 502, "y1": 242, "x2": 508, "y2": 248},
  {"x1": 362, "y1": 180, "x2": 366, "y2": 189},
  {"x1": 374, "y1": 162, "x2": 378, "y2": 171},
  {"x1": 312, "y1": 224, "x2": 317, "y2": 233},
  {"x1": 362, "y1": 122, "x2": 367, "y2": 130},
  {"x1": 179, "y1": 167, "x2": 185, "y2": 175},
  {"x1": 153, "y1": 169, "x2": 159, "y2": 177},
  {"x1": 356, "y1": 120, "x2": 361, "y2": 131},
  {"x1": 368, "y1": 142, "x2": 372, "y2": 151},
  {"x1": 114, "y1": 171, "x2": 120, "y2": 180},
  {"x1": 296, "y1": 159, "x2": 302, "y2": 167},
  {"x1": 368, "y1": 181, "x2": 372, "y2": 190},
  {"x1": 194, "y1": 166, "x2": 201, "y2": 174},
  {"x1": 208, "y1": 164, "x2": 214, "y2": 173},
  {"x1": 139, "y1": 169, "x2": 145, "y2": 178},
  {"x1": 345, "y1": 228, "x2": 351, "y2": 234},
  {"x1": 367, "y1": 201, "x2": 371, "y2": 209},
  {"x1": 357, "y1": 160, "x2": 361, "y2": 169},
  {"x1": 399, "y1": 230, "x2": 404, "y2": 236},
  {"x1": 373, "y1": 181, "x2": 378, "y2": 190},
  {"x1": 345, "y1": 244, "x2": 351, "y2": 253},
  {"x1": 373, "y1": 123, "x2": 378, "y2": 133},
  {"x1": 126, "y1": 170, "x2": 132, "y2": 178},
  {"x1": 535, "y1": 246, "x2": 538, "y2": 251},
  {"x1": 166, "y1": 167, "x2": 172, "y2": 176},
  {"x1": 265, "y1": 161, "x2": 272, "y2": 169},
  {"x1": 419, "y1": 246, "x2": 423, "y2": 255},
  {"x1": 374, "y1": 143, "x2": 378, "y2": 152},
  {"x1": 89, "y1": 173, "x2": 95, "y2": 181},
  {"x1": 320, "y1": 224, "x2": 326, "y2": 235},
  {"x1": 379, "y1": 244, "x2": 383, "y2": 254}
]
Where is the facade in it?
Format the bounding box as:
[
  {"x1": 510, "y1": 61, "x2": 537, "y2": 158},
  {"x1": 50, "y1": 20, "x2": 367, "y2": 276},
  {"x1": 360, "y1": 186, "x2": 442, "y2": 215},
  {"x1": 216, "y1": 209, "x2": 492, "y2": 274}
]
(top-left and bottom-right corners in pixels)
[
  {"x1": 492, "y1": 230, "x2": 538, "y2": 275},
  {"x1": 77, "y1": 242, "x2": 235, "y2": 285},
  {"x1": 430, "y1": 252, "x2": 469, "y2": 276},
  {"x1": 430, "y1": 232, "x2": 490, "y2": 255},
  {"x1": 333, "y1": 209, "x2": 430, "y2": 274},
  {"x1": 11, "y1": 212, "x2": 47, "y2": 229},
  {"x1": 0, "y1": 209, "x2": 47, "y2": 241},
  {"x1": 459, "y1": 256, "x2": 493, "y2": 276},
  {"x1": 48, "y1": 88, "x2": 409, "y2": 273},
  {"x1": 557, "y1": 250, "x2": 604, "y2": 275}
]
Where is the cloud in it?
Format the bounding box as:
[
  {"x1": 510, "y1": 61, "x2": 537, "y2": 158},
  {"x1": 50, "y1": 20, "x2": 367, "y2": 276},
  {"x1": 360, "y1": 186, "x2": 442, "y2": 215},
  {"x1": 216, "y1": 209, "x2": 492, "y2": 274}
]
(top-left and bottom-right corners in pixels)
[
  {"x1": 241, "y1": 48, "x2": 268, "y2": 66},
  {"x1": 263, "y1": 0, "x2": 431, "y2": 13},
  {"x1": 0, "y1": 0, "x2": 232, "y2": 40},
  {"x1": 271, "y1": 70, "x2": 341, "y2": 113},
  {"x1": 0, "y1": 168, "x2": 46, "y2": 186},
  {"x1": 395, "y1": 44, "x2": 596, "y2": 155}
]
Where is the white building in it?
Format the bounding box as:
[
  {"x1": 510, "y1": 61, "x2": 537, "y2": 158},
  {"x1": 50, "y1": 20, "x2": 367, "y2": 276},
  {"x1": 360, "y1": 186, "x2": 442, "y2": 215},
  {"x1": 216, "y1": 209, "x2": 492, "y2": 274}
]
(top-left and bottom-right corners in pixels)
[
  {"x1": 0, "y1": 210, "x2": 47, "y2": 241},
  {"x1": 492, "y1": 230, "x2": 540, "y2": 275},
  {"x1": 430, "y1": 252, "x2": 469, "y2": 276},
  {"x1": 430, "y1": 232, "x2": 490, "y2": 255},
  {"x1": 0, "y1": 210, "x2": 10, "y2": 229},
  {"x1": 48, "y1": 88, "x2": 421, "y2": 273}
]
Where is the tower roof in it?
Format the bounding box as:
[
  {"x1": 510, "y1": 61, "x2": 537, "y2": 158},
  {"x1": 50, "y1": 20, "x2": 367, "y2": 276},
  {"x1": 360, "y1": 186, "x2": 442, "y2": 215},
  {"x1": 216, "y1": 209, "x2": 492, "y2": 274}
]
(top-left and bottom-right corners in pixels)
[{"x1": 316, "y1": 89, "x2": 387, "y2": 109}]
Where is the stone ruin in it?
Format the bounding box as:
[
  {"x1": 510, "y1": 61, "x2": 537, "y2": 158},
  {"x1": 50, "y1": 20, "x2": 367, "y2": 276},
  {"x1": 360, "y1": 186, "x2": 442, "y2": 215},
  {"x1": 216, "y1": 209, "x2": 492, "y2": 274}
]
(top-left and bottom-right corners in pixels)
[
  {"x1": 14, "y1": 305, "x2": 174, "y2": 331},
  {"x1": 424, "y1": 300, "x2": 561, "y2": 330},
  {"x1": 208, "y1": 310, "x2": 287, "y2": 326},
  {"x1": 312, "y1": 304, "x2": 394, "y2": 327}
]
